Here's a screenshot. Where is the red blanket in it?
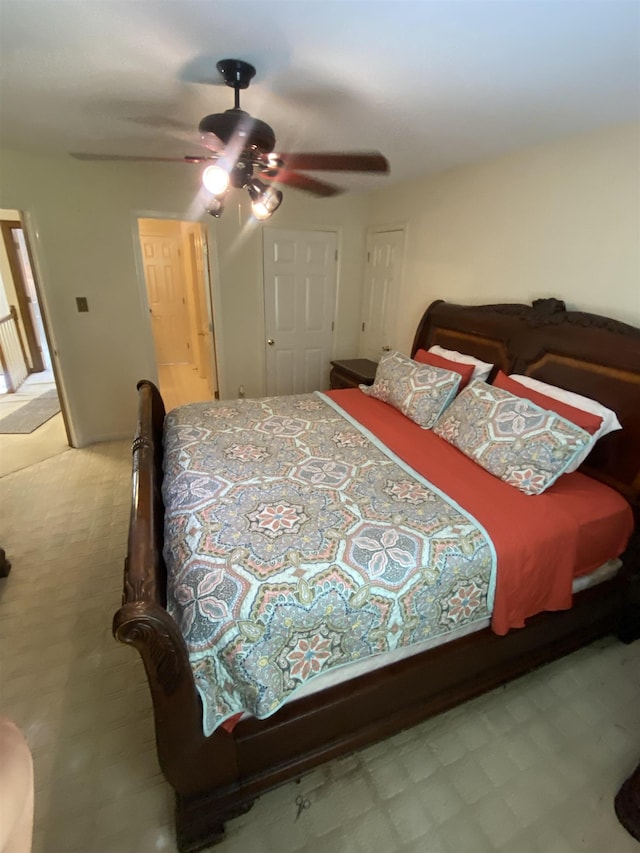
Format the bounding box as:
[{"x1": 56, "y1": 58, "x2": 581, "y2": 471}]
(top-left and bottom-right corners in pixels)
[{"x1": 327, "y1": 389, "x2": 633, "y2": 634}]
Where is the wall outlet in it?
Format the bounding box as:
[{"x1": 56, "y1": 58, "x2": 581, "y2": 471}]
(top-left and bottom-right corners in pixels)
[
  {"x1": 76, "y1": 296, "x2": 89, "y2": 312},
  {"x1": 238, "y1": 385, "x2": 245, "y2": 398}
]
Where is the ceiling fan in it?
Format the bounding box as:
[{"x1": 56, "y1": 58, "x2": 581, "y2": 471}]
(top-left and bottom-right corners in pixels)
[{"x1": 72, "y1": 59, "x2": 390, "y2": 220}]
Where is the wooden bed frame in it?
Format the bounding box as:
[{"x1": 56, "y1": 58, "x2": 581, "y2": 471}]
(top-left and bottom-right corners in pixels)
[{"x1": 114, "y1": 298, "x2": 640, "y2": 852}]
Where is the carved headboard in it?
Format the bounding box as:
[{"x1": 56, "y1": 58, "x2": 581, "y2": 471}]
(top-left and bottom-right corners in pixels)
[{"x1": 411, "y1": 299, "x2": 640, "y2": 507}]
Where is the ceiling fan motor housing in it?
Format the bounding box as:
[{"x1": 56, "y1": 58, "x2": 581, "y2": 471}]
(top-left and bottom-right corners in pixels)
[
  {"x1": 198, "y1": 110, "x2": 276, "y2": 154},
  {"x1": 216, "y1": 58, "x2": 256, "y2": 90}
]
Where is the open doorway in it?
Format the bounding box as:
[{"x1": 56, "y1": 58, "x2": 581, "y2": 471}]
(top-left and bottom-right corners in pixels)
[
  {"x1": 137, "y1": 218, "x2": 219, "y2": 411},
  {"x1": 0, "y1": 211, "x2": 69, "y2": 476}
]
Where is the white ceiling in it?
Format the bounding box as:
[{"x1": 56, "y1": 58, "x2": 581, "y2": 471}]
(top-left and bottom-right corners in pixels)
[{"x1": 1, "y1": 0, "x2": 639, "y2": 192}]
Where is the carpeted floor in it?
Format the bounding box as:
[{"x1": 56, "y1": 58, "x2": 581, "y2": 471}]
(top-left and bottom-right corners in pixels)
[
  {"x1": 0, "y1": 388, "x2": 60, "y2": 433},
  {"x1": 0, "y1": 440, "x2": 639, "y2": 852}
]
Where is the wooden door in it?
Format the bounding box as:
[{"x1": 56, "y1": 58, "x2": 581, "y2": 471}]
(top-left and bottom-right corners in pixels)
[
  {"x1": 139, "y1": 228, "x2": 192, "y2": 365},
  {"x1": 263, "y1": 229, "x2": 337, "y2": 396},
  {"x1": 0, "y1": 220, "x2": 44, "y2": 372},
  {"x1": 360, "y1": 228, "x2": 405, "y2": 361}
]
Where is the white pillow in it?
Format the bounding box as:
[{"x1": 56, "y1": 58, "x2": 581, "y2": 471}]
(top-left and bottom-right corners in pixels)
[
  {"x1": 509, "y1": 374, "x2": 622, "y2": 472},
  {"x1": 428, "y1": 345, "x2": 493, "y2": 381}
]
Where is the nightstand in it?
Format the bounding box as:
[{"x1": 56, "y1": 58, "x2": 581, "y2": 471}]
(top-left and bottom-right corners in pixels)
[{"x1": 329, "y1": 359, "x2": 378, "y2": 390}]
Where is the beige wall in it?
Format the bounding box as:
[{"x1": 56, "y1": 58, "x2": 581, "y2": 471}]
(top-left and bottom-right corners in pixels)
[
  {"x1": 212, "y1": 190, "x2": 368, "y2": 400},
  {"x1": 0, "y1": 151, "x2": 368, "y2": 445},
  {"x1": 2, "y1": 121, "x2": 637, "y2": 445},
  {"x1": 363, "y1": 121, "x2": 640, "y2": 354}
]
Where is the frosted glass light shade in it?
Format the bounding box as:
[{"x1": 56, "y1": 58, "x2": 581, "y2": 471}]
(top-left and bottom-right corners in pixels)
[
  {"x1": 202, "y1": 165, "x2": 230, "y2": 196},
  {"x1": 251, "y1": 186, "x2": 283, "y2": 220}
]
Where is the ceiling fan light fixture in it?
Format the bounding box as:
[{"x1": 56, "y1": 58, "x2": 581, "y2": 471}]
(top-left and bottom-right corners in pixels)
[
  {"x1": 247, "y1": 178, "x2": 283, "y2": 221},
  {"x1": 71, "y1": 60, "x2": 389, "y2": 211},
  {"x1": 202, "y1": 163, "x2": 230, "y2": 196}
]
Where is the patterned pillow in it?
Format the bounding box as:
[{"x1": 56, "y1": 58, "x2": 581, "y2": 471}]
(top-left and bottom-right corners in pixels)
[
  {"x1": 433, "y1": 380, "x2": 592, "y2": 495},
  {"x1": 365, "y1": 350, "x2": 461, "y2": 428}
]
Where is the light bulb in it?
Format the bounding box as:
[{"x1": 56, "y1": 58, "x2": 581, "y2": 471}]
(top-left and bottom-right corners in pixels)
[
  {"x1": 251, "y1": 186, "x2": 283, "y2": 221},
  {"x1": 202, "y1": 164, "x2": 230, "y2": 196}
]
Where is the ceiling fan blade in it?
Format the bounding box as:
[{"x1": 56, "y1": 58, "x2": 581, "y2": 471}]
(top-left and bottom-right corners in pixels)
[
  {"x1": 264, "y1": 169, "x2": 343, "y2": 197},
  {"x1": 70, "y1": 153, "x2": 208, "y2": 163},
  {"x1": 276, "y1": 152, "x2": 389, "y2": 173},
  {"x1": 126, "y1": 115, "x2": 194, "y2": 132}
]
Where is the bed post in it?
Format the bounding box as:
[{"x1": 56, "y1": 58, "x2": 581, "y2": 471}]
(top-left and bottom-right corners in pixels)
[{"x1": 616, "y1": 509, "x2": 640, "y2": 644}]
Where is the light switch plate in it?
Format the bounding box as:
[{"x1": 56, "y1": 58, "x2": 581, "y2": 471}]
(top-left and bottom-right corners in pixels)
[{"x1": 76, "y1": 297, "x2": 89, "y2": 312}]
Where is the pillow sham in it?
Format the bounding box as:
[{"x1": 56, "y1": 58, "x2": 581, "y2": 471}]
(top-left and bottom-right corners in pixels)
[
  {"x1": 428, "y1": 345, "x2": 493, "y2": 381},
  {"x1": 414, "y1": 349, "x2": 475, "y2": 390},
  {"x1": 492, "y1": 371, "x2": 602, "y2": 434},
  {"x1": 365, "y1": 350, "x2": 461, "y2": 428},
  {"x1": 433, "y1": 380, "x2": 592, "y2": 495},
  {"x1": 506, "y1": 374, "x2": 622, "y2": 472}
]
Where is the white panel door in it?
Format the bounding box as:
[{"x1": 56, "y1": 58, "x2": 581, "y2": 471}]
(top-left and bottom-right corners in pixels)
[
  {"x1": 263, "y1": 229, "x2": 337, "y2": 396},
  {"x1": 360, "y1": 228, "x2": 405, "y2": 361},
  {"x1": 140, "y1": 231, "x2": 192, "y2": 365}
]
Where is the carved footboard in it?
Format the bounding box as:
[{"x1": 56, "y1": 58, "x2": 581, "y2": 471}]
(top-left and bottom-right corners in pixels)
[{"x1": 113, "y1": 382, "x2": 244, "y2": 850}]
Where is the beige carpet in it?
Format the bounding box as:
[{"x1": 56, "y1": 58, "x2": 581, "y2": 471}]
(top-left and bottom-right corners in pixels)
[
  {"x1": 0, "y1": 412, "x2": 68, "y2": 477},
  {"x1": 0, "y1": 370, "x2": 68, "y2": 477},
  {"x1": 0, "y1": 441, "x2": 638, "y2": 853}
]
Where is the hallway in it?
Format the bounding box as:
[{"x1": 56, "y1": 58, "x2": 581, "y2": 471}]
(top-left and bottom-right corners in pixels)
[{"x1": 157, "y1": 361, "x2": 215, "y2": 412}]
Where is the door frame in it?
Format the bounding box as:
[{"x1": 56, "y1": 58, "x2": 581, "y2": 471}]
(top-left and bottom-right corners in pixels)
[
  {"x1": 131, "y1": 210, "x2": 223, "y2": 396},
  {"x1": 0, "y1": 219, "x2": 45, "y2": 372},
  {"x1": 0, "y1": 209, "x2": 73, "y2": 445},
  {"x1": 261, "y1": 225, "x2": 340, "y2": 395},
  {"x1": 361, "y1": 222, "x2": 408, "y2": 358}
]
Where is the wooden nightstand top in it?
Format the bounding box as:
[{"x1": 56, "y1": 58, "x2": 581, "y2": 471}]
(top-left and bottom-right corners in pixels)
[{"x1": 330, "y1": 358, "x2": 378, "y2": 383}]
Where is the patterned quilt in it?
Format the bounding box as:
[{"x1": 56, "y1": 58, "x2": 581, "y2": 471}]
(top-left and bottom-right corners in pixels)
[{"x1": 163, "y1": 393, "x2": 496, "y2": 734}]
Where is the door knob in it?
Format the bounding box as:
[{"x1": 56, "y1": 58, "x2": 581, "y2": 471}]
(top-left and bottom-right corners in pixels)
[{"x1": 267, "y1": 339, "x2": 275, "y2": 346}]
